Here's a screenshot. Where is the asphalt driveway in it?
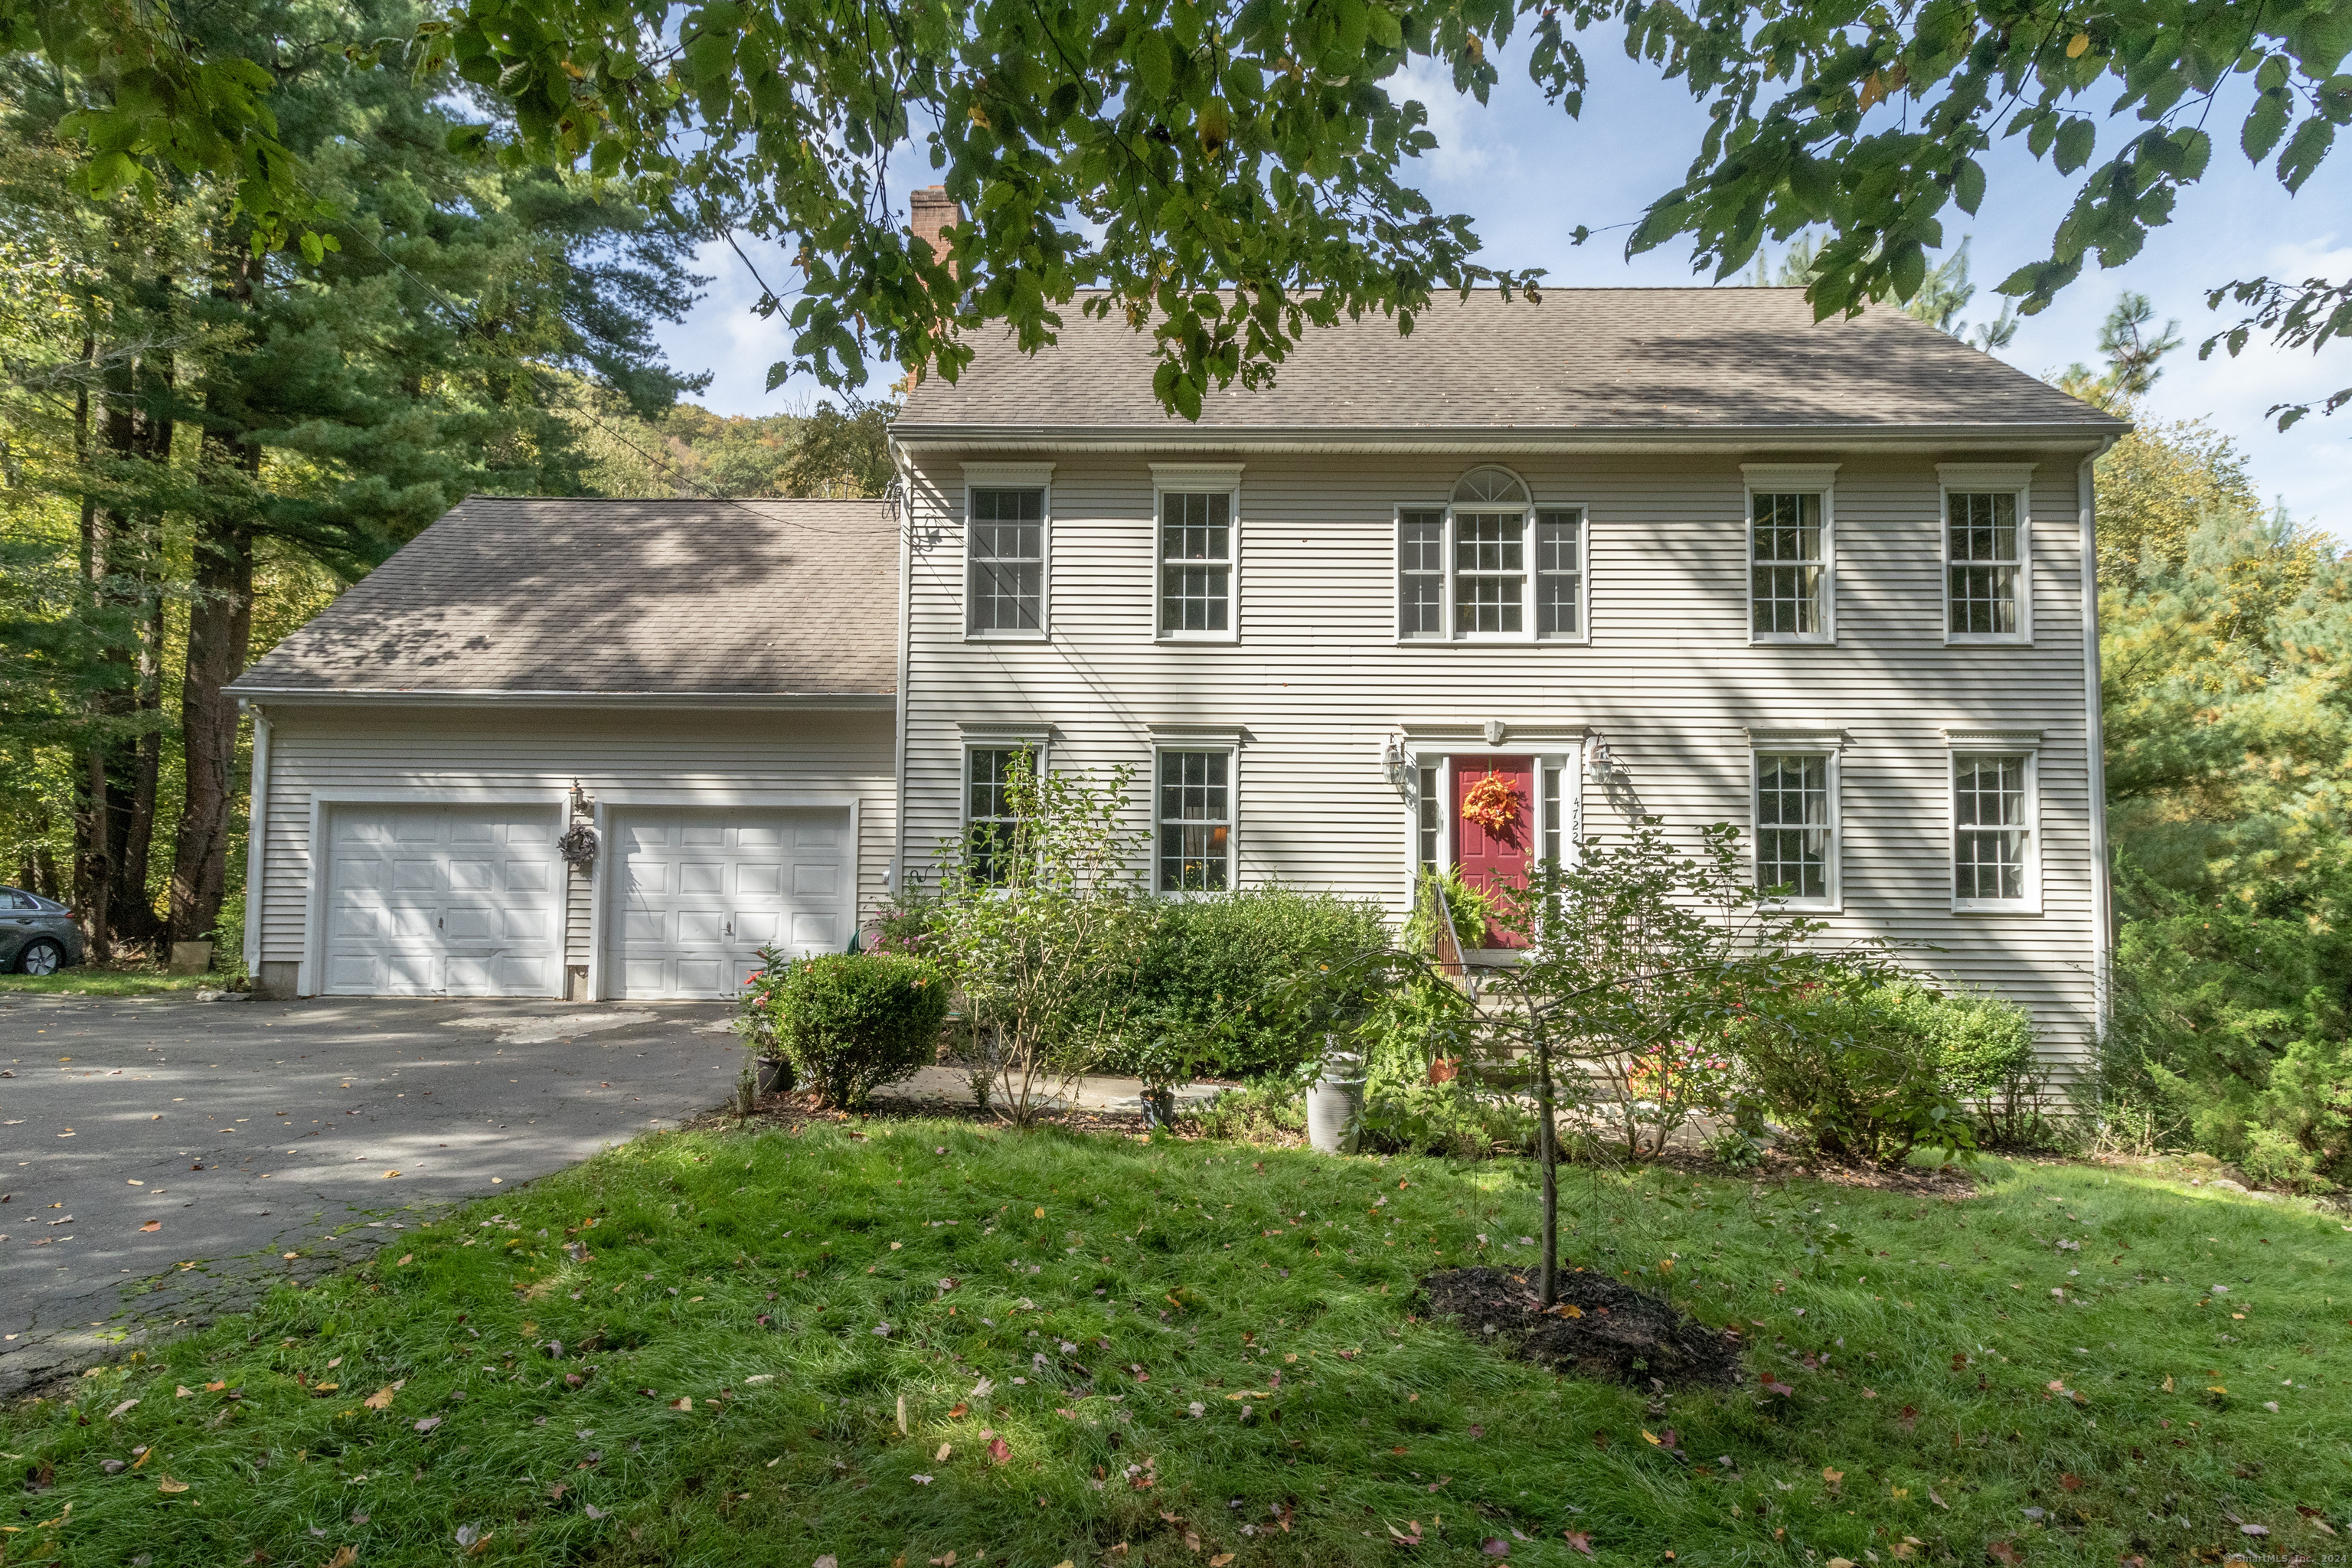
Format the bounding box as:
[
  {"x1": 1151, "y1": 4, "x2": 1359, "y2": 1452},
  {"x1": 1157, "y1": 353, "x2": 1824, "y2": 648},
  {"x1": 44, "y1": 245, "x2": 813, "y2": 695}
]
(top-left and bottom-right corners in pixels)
[{"x1": 0, "y1": 995, "x2": 744, "y2": 1396}]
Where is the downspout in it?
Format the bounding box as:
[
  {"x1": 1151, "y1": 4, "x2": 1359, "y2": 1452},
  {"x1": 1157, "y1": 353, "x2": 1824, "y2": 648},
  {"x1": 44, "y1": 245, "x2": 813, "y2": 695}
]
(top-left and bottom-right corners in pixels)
[
  {"x1": 2079, "y1": 442, "x2": 2117, "y2": 1037},
  {"x1": 890, "y1": 434, "x2": 916, "y2": 896},
  {"x1": 240, "y1": 701, "x2": 272, "y2": 977}
]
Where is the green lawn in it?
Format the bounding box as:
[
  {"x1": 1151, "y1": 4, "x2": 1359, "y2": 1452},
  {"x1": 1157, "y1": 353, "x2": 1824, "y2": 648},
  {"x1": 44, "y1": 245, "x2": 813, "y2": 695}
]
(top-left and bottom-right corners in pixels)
[
  {"x1": 0, "y1": 965, "x2": 219, "y2": 997},
  {"x1": 8, "y1": 1125, "x2": 2348, "y2": 1566}
]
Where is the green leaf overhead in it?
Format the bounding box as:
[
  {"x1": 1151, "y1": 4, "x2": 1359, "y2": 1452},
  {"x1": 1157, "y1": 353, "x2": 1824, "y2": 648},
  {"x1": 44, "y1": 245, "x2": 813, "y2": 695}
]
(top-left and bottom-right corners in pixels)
[{"x1": 11, "y1": 0, "x2": 2352, "y2": 415}]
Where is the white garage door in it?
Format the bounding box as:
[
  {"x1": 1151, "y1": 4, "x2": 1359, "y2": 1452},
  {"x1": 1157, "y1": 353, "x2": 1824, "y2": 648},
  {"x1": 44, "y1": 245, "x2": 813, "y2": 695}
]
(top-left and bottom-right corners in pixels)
[
  {"x1": 322, "y1": 805, "x2": 561, "y2": 997},
  {"x1": 609, "y1": 807, "x2": 851, "y2": 1000}
]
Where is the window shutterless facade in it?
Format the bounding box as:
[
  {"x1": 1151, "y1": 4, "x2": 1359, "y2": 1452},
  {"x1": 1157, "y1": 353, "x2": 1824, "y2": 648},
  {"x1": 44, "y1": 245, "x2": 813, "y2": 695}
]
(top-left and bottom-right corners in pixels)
[
  {"x1": 1151, "y1": 464, "x2": 1244, "y2": 641},
  {"x1": 1743, "y1": 464, "x2": 1838, "y2": 644},
  {"x1": 1950, "y1": 744, "x2": 2039, "y2": 911},
  {"x1": 963, "y1": 744, "x2": 1035, "y2": 885},
  {"x1": 1751, "y1": 749, "x2": 1838, "y2": 907},
  {"x1": 1939, "y1": 465, "x2": 2035, "y2": 644},
  {"x1": 1395, "y1": 468, "x2": 1586, "y2": 642},
  {"x1": 1155, "y1": 747, "x2": 1233, "y2": 893},
  {"x1": 962, "y1": 465, "x2": 1053, "y2": 639}
]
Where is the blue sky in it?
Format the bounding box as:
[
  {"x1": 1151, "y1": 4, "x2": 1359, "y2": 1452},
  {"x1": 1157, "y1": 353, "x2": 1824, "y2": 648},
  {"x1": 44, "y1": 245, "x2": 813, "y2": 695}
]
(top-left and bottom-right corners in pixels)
[{"x1": 651, "y1": 35, "x2": 2350, "y2": 532}]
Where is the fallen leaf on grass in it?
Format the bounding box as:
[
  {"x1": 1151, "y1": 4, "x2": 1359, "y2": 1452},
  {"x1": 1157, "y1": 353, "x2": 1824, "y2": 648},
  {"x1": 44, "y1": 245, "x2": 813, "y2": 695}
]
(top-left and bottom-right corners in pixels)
[
  {"x1": 912, "y1": 1475, "x2": 934, "y2": 1485},
  {"x1": 1210, "y1": 1557, "x2": 1235, "y2": 1567},
  {"x1": 948, "y1": 1402, "x2": 969, "y2": 1419},
  {"x1": 107, "y1": 1399, "x2": 139, "y2": 1419},
  {"x1": 1896, "y1": 1406, "x2": 1919, "y2": 1432},
  {"x1": 2295, "y1": 1507, "x2": 2335, "y2": 1536},
  {"x1": 363, "y1": 1383, "x2": 401, "y2": 1410},
  {"x1": 1987, "y1": 1543, "x2": 2024, "y2": 1566},
  {"x1": 813, "y1": 1558, "x2": 837, "y2": 1568},
  {"x1": 1481, "y1": 1540, "x2": 1511, "y2": 1557},
  {"x1": 175, "y1": 1387, "x2": 192, "y2": 1398},
  {"x1": 1929, "y1": 1491, "x2": 1949, "y2": 1509},
  {"x1": 397, "y1": 1253, "x2": 413, "y2": 1266},
  {"x1": 413, "y1": 1417, "x2": 442, "y2": 1434},
  {"x1": 2239, "y1": 1525, "x2": 2271, "y2": 1538},
  {"x1": 325, "y1": 1549, "x2": 357, "y2": 1568},
  {"x1": 1564, "y1": 1531, "x2": 1595, "y2": 1556},
  {"x1": 1828, "y1": 1559, "x2": 1856, "y2": 1568},
  {"x1": 158, "y1": 1476, "x2": 189, "y2": 1494},
  {"x1": 2060, "y1": 1475, "x2": 2082, "y2": 1492},
  {"x1": 1185, "y1": 1530, "x2": 1201, "y2": 1553},
  {"x1": 1387, "y1": 1521, "x2": 1424, "y2": 1546},
  {"x1": 671, "y1": 1398, "x2": 693, "y2": 1412},
  {"x1": 987, "y1": 1437, "x2": 1011, "y2": 1465},
  {"x1": 584, "y1": 1504, "x2": 608, "y2": 1521}
]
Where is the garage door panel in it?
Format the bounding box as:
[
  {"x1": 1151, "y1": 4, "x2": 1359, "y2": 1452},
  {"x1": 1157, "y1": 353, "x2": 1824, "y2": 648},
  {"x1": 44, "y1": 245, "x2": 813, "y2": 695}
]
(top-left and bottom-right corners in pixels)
[
  {"x1": 609, "y1": 805, "x2": 852, "y2": 1000},
  {"x1": 322, "y1": 805, "x2": 559, "y2": 998}
]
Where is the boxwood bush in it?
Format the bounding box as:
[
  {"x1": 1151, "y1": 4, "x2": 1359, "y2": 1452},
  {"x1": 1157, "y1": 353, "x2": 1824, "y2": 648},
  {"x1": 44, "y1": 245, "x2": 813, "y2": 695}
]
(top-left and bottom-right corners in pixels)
[
  {"x1": 769, "y1": 953, "x2": 952, "y2": 1109},
  {"x1": 1102, "y1": 886, "x2": 1390, "y2": 1083}
]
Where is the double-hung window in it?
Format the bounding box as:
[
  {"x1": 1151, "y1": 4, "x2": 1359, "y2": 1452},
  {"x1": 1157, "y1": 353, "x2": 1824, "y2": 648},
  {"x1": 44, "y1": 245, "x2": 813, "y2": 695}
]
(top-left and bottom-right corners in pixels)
[
  {"x1": 1749, "y1": 741, "x2": 1840, "y2": 908},
  {"x1": 1939, "y1": 465, "x2": 2034, "y2": 643},
  {"x1": 1949, "y1": 735, "x2": 2039, "y2": 911},
  {"x1": 964, "y1": 466, "x2": 1051, "y2": 638},
  {"x1": 964, "y1": 744, "x2": 1036, "y2": 886},
  {"x1": 1743, "y1": 465, "x2": 1838, "y2": 643},
  {"x1": 1155, "y1": 747, "x2": 1233, "y2": 893},
  {"x1": 1395, "y1": 468, "x2": 1586, "y2": 642},
  {"x1": 1151, "y1": 466, "x2": 1243, "y2": 639}
]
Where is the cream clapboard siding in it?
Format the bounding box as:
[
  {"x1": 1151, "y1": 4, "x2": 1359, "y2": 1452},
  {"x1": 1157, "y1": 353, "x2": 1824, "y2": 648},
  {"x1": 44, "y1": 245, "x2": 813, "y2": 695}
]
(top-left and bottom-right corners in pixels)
[
  {"x1": 253, "y1": 705, "x2": 895, "y2": 991},
  {"x1": 898, "y1": 449, "x2": 2105, "y2": 1067}
]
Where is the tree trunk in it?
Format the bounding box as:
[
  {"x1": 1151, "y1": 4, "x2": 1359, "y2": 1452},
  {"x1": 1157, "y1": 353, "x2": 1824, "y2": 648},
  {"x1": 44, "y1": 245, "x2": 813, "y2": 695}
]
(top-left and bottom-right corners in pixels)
[
  {"x1": 70, "y1": 344, "x2": 111, "y2": 959},
  {"x1": 1534, "y1": 1008, "x2": 1560, "y2": 1308},
  {"x1": 168, "y1": 510, "x2": 254, "y2": 946}
]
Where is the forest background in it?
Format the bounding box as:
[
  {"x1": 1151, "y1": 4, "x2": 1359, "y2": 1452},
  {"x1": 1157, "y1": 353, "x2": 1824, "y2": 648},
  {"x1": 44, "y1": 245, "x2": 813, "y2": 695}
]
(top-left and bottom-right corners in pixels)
[{"x1": 2, "y1": 0, "x2": 2346, "y2": 1187}]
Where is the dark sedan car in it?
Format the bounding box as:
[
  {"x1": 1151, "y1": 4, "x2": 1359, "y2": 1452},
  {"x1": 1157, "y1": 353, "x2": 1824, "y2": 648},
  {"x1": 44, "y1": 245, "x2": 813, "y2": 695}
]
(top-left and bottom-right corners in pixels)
[{"x1": 2, "y1": 887, "x2": 85, "y2": 975}]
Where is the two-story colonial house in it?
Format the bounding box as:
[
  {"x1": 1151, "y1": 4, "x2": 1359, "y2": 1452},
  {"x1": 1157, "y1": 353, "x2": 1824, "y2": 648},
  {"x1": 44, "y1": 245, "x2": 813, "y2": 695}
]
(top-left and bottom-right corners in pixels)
[{"x1": 230, "y1": 283, "x2": 2122, "y2": 1066}]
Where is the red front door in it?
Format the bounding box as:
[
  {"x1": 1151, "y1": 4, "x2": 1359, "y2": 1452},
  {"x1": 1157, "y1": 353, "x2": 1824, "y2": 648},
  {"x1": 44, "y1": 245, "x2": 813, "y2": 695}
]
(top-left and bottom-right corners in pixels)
[{"x1": 1455, "y1": 756, "x2": 1534, "y2": 947}]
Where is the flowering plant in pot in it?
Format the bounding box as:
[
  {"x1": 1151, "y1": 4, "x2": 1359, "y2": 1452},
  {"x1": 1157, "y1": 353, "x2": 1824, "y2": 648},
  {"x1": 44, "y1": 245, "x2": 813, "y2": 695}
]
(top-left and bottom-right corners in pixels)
[{"x1": 737, "y1": 945, "x2": 796, "y2": 1098}]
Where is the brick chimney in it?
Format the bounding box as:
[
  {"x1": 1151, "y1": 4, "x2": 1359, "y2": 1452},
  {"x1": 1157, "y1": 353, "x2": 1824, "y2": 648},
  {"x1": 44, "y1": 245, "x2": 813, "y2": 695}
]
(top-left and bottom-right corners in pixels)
[{"x1": 910, "y1": 185, "x2": 962, "y2": 276}]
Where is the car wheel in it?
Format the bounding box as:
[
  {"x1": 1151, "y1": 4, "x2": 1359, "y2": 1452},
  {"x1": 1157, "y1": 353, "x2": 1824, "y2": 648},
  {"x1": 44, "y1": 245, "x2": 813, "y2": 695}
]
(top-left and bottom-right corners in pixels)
[{"x1": 17, "y1": 938, "x2": 64, "y2": 976}]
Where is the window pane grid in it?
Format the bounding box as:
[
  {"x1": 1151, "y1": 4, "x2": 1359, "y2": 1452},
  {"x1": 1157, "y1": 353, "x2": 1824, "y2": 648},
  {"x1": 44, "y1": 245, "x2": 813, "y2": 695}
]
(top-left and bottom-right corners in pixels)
[
  {"x1": 1416, "y1": 763, "x2": 1442, "y2": 873},
  {"x1": 966, "y1": 746, "x2": 1032, "y2": 886},
  {"x1": 1399, "y1": 511, "x2": 1446, "y2": 639},
  {"x1": 1954, "y1": 753, "x2": 2030, "y2": 902},
  {"x1": 967, "y1": 488, "x2": 1044, "y2": 634},
  {"x1": 1160, "y1": 492, "x2": 1232, "y2": 633},
  {"x1": 1541, "y1": 764, "x2": 1562, "y2": 864},
  {"x1": 1755, "y1": 753, "x2": 1831, "y2": 901},
  {"x1": 1535, "y1": 510, "x2": 1583, "y2": 638},
  {"x1": 1751, "y1": 492, "x2": 1823, "y2": 637},
  {"x1": 1158, "y1": 750, "x2": 1231, "y2": 893},
  {"x1": 1454, "y1": 511, "x2": 1525, "y2": 634},
  {"x1": 1947, "y1": 491, "x2": 2020, "y2": 635}
]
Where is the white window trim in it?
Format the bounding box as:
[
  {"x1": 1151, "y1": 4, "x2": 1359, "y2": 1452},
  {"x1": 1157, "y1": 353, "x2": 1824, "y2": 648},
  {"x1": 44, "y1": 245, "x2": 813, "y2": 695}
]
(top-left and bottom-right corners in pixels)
[
  {"x1": 1939, "y1": 462, "x2": 2037, "y2": 647},
  {"x1": 962, "y1": 462, "x2": 1054, "y2": 643},
  {"x1": 1390, "y1": 470, "x2": 1588, "y2": 645},
  {"x1": 957, "y1": 730, "x2": 1048, "y2": 884},
  {"x1": 1746, "y1": 729, "x2": 1844, "y2": 913},
  {"x1": 1150, "y1": 462, "x2": 1243, "y2": 644},
  {"x1": 1945, "y1": 727, "x2": 2043, "y2": 915},
  {"x1": 1743, "y1": 462, "x2": 1839, "y2": 646},
  {"x1": 1532, "y1": 505, "x2": 1592, "y2": 645},
  {"x1": 1148, "y1": 734, "x2": 1241, "y2": 897}
]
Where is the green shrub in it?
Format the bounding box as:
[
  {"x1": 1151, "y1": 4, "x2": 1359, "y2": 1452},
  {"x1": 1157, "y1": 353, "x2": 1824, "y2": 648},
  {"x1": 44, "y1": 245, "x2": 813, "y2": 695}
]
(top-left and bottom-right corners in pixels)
[
  {"x1": 1733, "y1": 974, "x2": 1976, "y2": 1168},
  {"x1": 2116, "y1": 906, "x2": 2352, "y2": 1190},
  {"x1": 769, "y1": 953, "x2": 952, "y2": 1109},
  {"x1": 1906, "y1": 986, "x2": 2037, "y2": 1098},
  {"x1": 1188, "y1": 1076, "x2": 1310, "y2": 1141},
  {"x1": 1106, "y1": 886, "x2": 1390, "y2": 1083}
]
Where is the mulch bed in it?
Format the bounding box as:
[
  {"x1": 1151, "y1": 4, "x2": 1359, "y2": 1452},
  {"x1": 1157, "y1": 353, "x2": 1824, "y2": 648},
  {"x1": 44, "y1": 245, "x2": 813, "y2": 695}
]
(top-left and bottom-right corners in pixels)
[{"x1": 1418, "y1": 1266, "x2": 1744, "y2": 1390}]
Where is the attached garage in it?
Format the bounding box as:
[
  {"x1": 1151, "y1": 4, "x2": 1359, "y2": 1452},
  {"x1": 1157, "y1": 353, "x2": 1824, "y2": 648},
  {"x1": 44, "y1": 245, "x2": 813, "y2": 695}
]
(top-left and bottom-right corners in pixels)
[
  {"x1": 605, "y1": 805, "x2": 854, "y2": 1000},
  {"x1": 319, "y1": 803, "x2": 562, "y2": 996},
  {"x1": 229, "y1": 497, "x2": 901, "y2": 1001}
]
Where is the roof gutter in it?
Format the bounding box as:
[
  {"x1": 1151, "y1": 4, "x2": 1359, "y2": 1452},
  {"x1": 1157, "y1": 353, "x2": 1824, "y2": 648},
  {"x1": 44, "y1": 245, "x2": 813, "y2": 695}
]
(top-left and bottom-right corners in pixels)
[
  {"x1": 888, "y1": 421, "x2": 2128, "y2": 457},
  {"x1": 224, "y1": 687, "x2": 897, "y2": 711}
]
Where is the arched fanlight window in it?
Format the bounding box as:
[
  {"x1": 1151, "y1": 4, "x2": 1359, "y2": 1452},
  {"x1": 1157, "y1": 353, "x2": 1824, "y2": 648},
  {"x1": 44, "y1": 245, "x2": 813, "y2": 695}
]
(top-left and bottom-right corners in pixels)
[
  {"x1": 1451, "y1": 466, "x2": 1531, "y2": 507},
  {"x1": 1398, "y1": 466, "x2": 1585, "y2": 643}
]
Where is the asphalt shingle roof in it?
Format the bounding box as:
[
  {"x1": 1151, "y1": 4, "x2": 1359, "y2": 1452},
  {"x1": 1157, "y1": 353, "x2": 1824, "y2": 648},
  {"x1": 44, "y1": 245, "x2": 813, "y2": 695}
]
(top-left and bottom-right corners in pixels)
[
  {"x1": 894, "y1": 287, "x2": 2117, "y2": 435},
  {"x1": 231, "y1": 496, "x2": 897, "y2": 699}
]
